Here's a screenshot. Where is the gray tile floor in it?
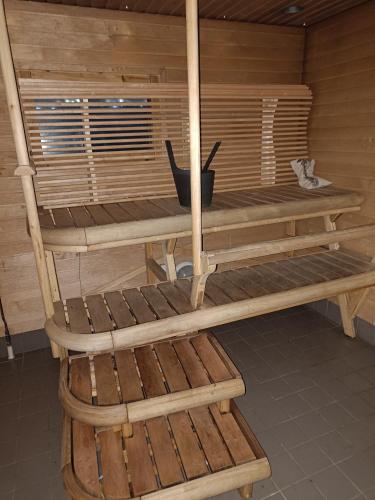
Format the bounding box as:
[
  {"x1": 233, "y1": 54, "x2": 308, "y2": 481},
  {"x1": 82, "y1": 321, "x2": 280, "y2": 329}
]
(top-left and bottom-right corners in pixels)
[{"x1": 0, "y1": 306, "x2": 374, "y2": 500}]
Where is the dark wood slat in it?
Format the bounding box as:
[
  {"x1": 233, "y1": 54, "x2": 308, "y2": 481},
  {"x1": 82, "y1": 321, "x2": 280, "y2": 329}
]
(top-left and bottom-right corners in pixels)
[
  {"x1": 157, "y1": 282, "x2": 193, "y2": 314},
  {"x1": 189, "y1": 406, "x2": 233, "y2": 472},
  {"x1": 51, "y1": 207, "x2": 74, "y2": 227},
  {"x1": 69, "y1": 206, "x2": 95, "y2": 227},
  {"x1": 66, "y1": 297, "x2": 91, "y2": 334},
  {"x1": 140, "y1": 285, "x2": 177, "y2": 319},
  {"x1": 191, "y1": 334, "x2": 232, "y2": 383},
  {"x1": 93, "y1": 353, "x2": 120, "y2": 405},
  {"x1": 168, "y1": 411, "x2": 208, "y2": 480},
  {"x1": 146, "y1": 416, "x2": 184, "y2": 487},
  {"x1": 70, "y1": 357, "x2": 92, "y2": 403},
  {"x1": 85, "y1": 294, "x2": 113, "y2": 333},
  {"x1": 122, "y1": 288, "x2": 156, "y2": 324},
  {"x1": 103, "y1": 203, "x2": 133, "y2": 223},
  {"x1": 125, "y1": 422, "x2": 158, "y2": 496},
  {"x1": 153, "y1": 342, "x2": 190, "y2": 393},
  {"x1": 99, "y1": 430, "x2": 130, "y2": 499},
  {"x1": 173, "y1": 339, "x2": 210, "y2": 388},
  {"x1": 114, "y1": 350, "x2": 144, "y2": 403},
  {"x1": 209, "y1": 273, "x2": 249, "y2": 301},
  {"x1": 205, "y1": 278, "x2": 233, "y2": 305},
  {"x1": 104, "y1": 291, "x2": 136, "y2": 328},
  {"x1": 134, "y1": 345, "x2": 167, "y2": 398},
  {"x1": 210, "y1": 404, "x2": 255, "y2": 465},
  {"x1": 86, "y1": 204, "x2": 114, "y2": 225}
]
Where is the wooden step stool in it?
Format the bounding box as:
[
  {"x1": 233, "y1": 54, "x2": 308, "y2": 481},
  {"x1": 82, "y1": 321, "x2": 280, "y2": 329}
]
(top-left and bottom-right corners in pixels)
[{"x1": 59, "y1": 331, "x2": 271, "y2": 499}]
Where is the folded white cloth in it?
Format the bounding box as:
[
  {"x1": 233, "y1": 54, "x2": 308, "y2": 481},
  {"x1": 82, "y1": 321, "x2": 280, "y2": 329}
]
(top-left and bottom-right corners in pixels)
[{"x1": 291, "y1": 159, "x2": 331, "y2": 189}]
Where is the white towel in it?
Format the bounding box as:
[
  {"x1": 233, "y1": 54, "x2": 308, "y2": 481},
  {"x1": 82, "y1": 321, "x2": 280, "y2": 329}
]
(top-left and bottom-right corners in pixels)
[{"x1": 291, "y1": 159, "x2": 331, "y2": 189}]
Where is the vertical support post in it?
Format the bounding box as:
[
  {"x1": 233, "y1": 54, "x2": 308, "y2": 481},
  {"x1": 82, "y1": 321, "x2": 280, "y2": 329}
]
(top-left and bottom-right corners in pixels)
[
  {"x1": 323, "y1": 215, "x2": 339, "y2": 250},
  {"x1": 45, "y1": 250, "x2": 61, "y2": 301},
  {"x1": 338, "y1": 293, "x2": 356, "y2": 338},
  {"x1": 0, "y1": 0, "x2": 59, "y2": 358},
  {"x1": 145, "y1": 242, "x2": 156, "y2": 284},
  {"x1": 186, "y1": 0, "x2": 202, "y2": 277},
  {"x1": 162, "y1": 239, "x2": 177, "y2": 281}
]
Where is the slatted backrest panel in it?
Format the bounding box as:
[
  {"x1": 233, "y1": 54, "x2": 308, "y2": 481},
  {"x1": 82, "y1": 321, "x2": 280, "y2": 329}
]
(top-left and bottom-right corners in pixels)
[{"x1": 19, "y1": 79, "x2": 312, "y2": 208}]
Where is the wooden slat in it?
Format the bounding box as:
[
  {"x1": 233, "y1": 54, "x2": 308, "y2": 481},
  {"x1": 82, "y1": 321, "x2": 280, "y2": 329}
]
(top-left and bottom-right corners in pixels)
[
  {"x1": 122, "y1": 288, "x2": 156, "y2": 324},
  {"x1": 99, "y1": 430, "x2": 130, "y2": 499},
  {"x1": 173, "y1": 339, "x2": 211, "y2": 388},
  {"x1": 168, "y1": 411, "x2": 208, "y2": 480},
  {"x1": 93, "y1": 353, "x2": 119, "y2": 405},
  {"x1": 189, "y1": 406, "x2": 233, "y2": 472},
  {"x1": 140, "y1": 285, "x2": 177, "y2": 319},
  {"x1": 134, "y1": 345, "x2": 167, "y2": 398},
  {"x1": 210, "y1": 404, "x2": 255, "y2": 465},
  {"x1": 85, "y1": 294, "x2": 113, "y2": 332},
  {"x1": 114, "y1": 350, "x2": 144, "y2": 403},
  {"x1": 146, "y1": 416, "x2": 184, "y2": 487},
  {"x1": 66, "y1": 297, "x2": 91, "y2": 333},
  {"x1": 104, "y1": 291, "x2": 135, "y2": 328},
  {"x1": 153, "y1": 342, "x2": 190, "y2": 393},
  {"x1": 125, "y1": 422, "x2": 158, "y2": 496},
  {"x1": 157, "y1": 282, "x2": 193, "y2": 314},
  {"x1": 191, "y1": 334, "x2": 232, "y2": 383}
]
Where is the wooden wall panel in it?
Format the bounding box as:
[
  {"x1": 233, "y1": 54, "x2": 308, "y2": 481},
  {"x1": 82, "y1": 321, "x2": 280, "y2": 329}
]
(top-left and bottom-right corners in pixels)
[
  {"x1": 303, "y1": 1, "x2": 375, "y2": 325},
  {"x1": 0, "y1": 0, "x2": 304, "y2": 334}
]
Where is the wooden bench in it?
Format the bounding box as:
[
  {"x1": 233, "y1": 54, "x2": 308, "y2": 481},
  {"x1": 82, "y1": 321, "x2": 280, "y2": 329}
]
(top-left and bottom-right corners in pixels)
[
  {"x1": 18, "y1": 78, "x2": 364, "y2": 286},
  {"x1": 62, "y1": 402, "x2": 271, "y2": 500},
  {"x1": 47, "y1": 224, "x2": 375, "y2": 352}
]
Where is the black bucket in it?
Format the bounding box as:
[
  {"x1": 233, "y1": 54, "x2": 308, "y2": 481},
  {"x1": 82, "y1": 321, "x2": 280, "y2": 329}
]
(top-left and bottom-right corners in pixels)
[
  {"x1": 172, "y1": 168, "x2": 215, "y2": 208},
  {"x1": 165, "y1": 140, "x2": 220, "y2": 208}
]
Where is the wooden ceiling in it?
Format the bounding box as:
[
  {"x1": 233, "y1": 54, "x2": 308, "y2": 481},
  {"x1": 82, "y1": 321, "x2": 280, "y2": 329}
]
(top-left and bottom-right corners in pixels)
[{"x1": 30, "y1": 0, "x2": 370, "y2": 26}]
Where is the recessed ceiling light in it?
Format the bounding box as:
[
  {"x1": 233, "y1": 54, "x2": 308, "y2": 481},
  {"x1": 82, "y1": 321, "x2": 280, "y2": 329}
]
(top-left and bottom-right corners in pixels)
[{"x1": 284, "y1": 5, "x2": 304, "y2": 14}]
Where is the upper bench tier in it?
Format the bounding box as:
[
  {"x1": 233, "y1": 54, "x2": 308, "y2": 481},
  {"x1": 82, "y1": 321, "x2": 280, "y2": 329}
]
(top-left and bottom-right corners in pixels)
[{"x1": 38, "y1": 185, "x2": 363, "y2": 251}]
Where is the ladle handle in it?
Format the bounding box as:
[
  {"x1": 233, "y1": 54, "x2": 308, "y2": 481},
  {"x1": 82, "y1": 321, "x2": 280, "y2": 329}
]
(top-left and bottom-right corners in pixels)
[{"x1": 202, "y1": 141, "x2": 221, "y2": 172}]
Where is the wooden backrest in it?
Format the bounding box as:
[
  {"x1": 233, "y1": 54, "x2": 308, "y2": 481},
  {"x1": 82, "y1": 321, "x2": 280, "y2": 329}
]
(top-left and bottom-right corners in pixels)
[{"x1": 19, "y1": 79, "x2": 312, "y2": 209}]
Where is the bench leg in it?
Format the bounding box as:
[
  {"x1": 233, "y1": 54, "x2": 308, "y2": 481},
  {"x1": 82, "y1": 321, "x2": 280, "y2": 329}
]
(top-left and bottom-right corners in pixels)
[
  {"x1": 239, "y1": 484, "x2": 253, "y2": 499},
  {"x1": 218, "y1": 399, "x2": 230, "y2": 414},
  {"x1": 145, "y1": 243, "x2": 156, "y2": 284},
  {"x1": 162, "y1": 239, "x2": 177, "y2": 281},
  {"x1": 338, "y1": 293, "x2": 356, "y2": 338}
]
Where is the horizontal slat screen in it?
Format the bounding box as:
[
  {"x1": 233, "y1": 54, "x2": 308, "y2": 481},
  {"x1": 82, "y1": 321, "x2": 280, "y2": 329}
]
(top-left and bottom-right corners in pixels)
[{"x1": 19, "y1": 79, "x2": 312, "y2": 208}]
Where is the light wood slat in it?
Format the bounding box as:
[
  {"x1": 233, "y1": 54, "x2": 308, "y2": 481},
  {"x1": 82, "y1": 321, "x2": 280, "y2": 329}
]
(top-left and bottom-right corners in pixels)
[
  {"x1": 209, "y1": 404, "x2": 256, "y2": 465},
  {"x1": 122, "y1": 288, "x2": 156, "y2": 324},
  {"x1": 134, "y1": 345, "x2": 167, "y2": 398},
  {"x1": 146, "y1": 417, "x2": 184, "y2": 487},
  {"x1": 66, "y1": 297, "x2": 91, "y2": 333},
  {"x1": 173, "y1": 339, "x2": 211, "y2": 388},
  {"x1": 168, "y1": 411, "x2": 209, "y2": 480},
  {"x1": 125, "y1": 422, "x2": 158, "y2": 496},
  {"x1": 189, "y1": 406, "x2": 233, "y2": 472},
  {"x1": 191, "y1": 334, "x2": 232, "y2": 383},
  {"x1": 140, "y1": 285, "x2": 177, "y2": 319},
  {"x1": 85, "y1": 294, "x2": 113, "y2": 332},
  {"x1": 99, "y1": 430, "x2": 130, "y2": 499},
  {"x1": 104, "y1": 291, "x2": 136, "y2": 328},
  {"x1": 93, "y1": 353, "x2": 119, "y2": 405},
  {"x1": 153, "y1": 342, "x2": 190, "y2": 393},
  {"x1": 19, "y1": 79, "x2": 312, "y2": 208},
  {"x1": 114, "y1": 350, "x2": 144, "y2": 403}
]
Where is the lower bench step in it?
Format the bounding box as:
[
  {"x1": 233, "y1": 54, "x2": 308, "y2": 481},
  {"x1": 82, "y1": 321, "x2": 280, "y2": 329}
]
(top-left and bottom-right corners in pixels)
[
  {"x1": 62, "y1": 401, "x2": 271, "y2": 500},
  {"x1": 60, "y1": 331, "x2": 244, "y2": 426}
]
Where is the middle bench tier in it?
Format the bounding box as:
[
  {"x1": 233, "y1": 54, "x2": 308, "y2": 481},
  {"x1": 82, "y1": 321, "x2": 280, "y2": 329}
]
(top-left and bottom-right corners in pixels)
[{"x1": 60, "y1": 332, "x2": 244, "y2": 426}]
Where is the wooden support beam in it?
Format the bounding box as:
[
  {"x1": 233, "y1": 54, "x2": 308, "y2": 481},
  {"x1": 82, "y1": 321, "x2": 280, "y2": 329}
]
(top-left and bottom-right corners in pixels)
[
  {"x1": 338, "y1": 293, "x2": 356, "y2": 338},
  {"x1": 162, "y1": 239, "x2": 177, "y2": 281},
  {"x1": 205, "y1": 224, "x2": 375, "y2": 266},
  {"x1": 146, "y1": 258, "x2": 167, "y2": 282},
  {"x1": 145, "y1": 243, "x2": 156, "y2": 284},
  {"x1": 0, "y1": 0, "x2": 59, "y2": 357},
  {"x1": 186, "y1": 0, "x2": 202, "y2": 277}
]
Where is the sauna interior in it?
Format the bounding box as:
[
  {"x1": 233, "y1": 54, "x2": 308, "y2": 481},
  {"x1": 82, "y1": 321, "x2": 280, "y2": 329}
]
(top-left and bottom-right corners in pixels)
[{"x1": 1, "y1": 1, "x2": 375, "y2": 499}]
